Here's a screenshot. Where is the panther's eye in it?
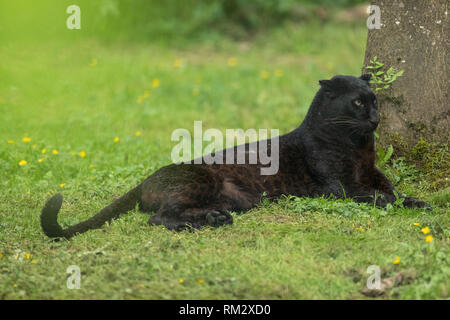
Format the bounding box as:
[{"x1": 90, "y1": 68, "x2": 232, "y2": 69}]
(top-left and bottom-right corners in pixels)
[{"x1": 354, "y1": 99, "x2": 363, "y2": 107}]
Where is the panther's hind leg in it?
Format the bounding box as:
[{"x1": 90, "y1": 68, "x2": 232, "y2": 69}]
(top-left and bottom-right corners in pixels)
[
  {"x1": 142, "y1": 163, "x2": 233, "y2": 231},
  {"x1": 148, "y1": 202, "x2": 233, "y2": 231},
  {"x1": 181, "y1": 208, "x2": 233, "y2": 227},
  {"x1": 148, "y1": 214, "x2": 201, "y2": 231}
]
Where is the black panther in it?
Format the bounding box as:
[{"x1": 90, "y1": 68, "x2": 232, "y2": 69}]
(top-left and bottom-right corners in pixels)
[{"x1": 41, "y1": 74, "x2": 430, "y2": 238}]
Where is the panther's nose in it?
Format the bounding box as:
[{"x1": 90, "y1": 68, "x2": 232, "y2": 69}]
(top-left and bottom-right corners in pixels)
[
  {"x1": 369, "y1": 111, "x2": 380, "y2": 127},
  {"x1": 369, "y1": 118, "x2": 379, "y2": 125},
  {"x1": 369, "y1": 118, "x2": 379, "y2": 128}
]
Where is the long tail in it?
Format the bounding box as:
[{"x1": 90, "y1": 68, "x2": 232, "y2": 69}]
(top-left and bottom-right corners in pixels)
[{"x1": 40, "y1": 186, "x2": 141, "y2": 239}]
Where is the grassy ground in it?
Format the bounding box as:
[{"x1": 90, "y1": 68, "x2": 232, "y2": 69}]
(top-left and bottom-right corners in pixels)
[{"x1": 0, "y1": 21, "x2": 448, "y2": 299}]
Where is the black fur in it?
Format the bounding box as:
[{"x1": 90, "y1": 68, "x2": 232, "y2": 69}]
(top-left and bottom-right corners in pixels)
[{"x1": 41, "y1": 74, "x2": 430, "y2": 238}]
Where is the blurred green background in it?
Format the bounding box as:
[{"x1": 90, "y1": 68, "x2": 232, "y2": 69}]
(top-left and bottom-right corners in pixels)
[
  {"x1": 1, "y1": 0, "x2": 368, "y2": 43},
  {"x1": 0, "y1": 0, "x2": 370, "y2": 159}
]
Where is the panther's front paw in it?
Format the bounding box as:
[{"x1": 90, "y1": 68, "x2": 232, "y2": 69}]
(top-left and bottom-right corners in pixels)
[{"x1": 403, "y1": 197, "x2": 432, "y2": 210}]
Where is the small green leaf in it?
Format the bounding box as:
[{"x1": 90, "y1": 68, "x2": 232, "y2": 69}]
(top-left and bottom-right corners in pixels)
[{"x1": 384, "y1": 145, "x2": 393, "y2": 162}]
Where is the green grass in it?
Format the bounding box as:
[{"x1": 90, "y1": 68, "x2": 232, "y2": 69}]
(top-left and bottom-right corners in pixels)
[{"x1": 0, "y1": 21, "x2": 449, "y2": 299}]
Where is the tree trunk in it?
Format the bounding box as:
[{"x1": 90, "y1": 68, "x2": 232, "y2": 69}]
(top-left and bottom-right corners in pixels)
[{"x1": 362, "y1": 0, "x2": 449, "y2": 155}]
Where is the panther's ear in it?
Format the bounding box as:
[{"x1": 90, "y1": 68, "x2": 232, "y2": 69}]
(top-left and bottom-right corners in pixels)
[
  {"x1": 360, "y1": 73, "x2": 372, "y2": 84},
  {"x1": 319, "y1": 79, "x2": 337, "y2": 98},
  {"x1": 319, "y1": 79, "x2": 333, "y2": 89}
]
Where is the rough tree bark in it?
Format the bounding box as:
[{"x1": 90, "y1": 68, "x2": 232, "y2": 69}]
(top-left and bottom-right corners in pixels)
[{"x1": 362, "y1": 0, "x2": 449, "y2": 154}]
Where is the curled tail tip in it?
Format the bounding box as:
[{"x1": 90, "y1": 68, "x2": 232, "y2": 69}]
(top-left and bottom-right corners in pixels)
[
  {"x1": 45, "y1": 193, "x2": 63, "y2": 210},
  {"x1": 41, "y1": 193, "x2": 65, "y2": 238}
]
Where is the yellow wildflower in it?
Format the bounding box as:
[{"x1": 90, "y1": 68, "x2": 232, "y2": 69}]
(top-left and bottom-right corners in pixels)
[
  {"x1": 38, "y1": 158, "x2": 45, "y2": 163},
  {"x1": 179, "y1": 279, "x2": 184, "y2": 284},
  {"x1": 174, "y1": 59, "x2": 181, "y2": 68},
  {"x1": 114, "y1": 137, "x2": 120, "y2": 143},
  {"x1": 0, "y1": 253, "x2": 3, "y2": 258},
  {"x1": 22, "y1": 137, "x2": 31, "y2": 143},
  {"x1": 60, "y1": 183, "x2": 65, "y2": 188},
  {"x1": 52, "y1": 149, "x2": 59, "y2": 155},
  {"x1": 90, "y1": 58, "x2": 98, "y2": 67},
  {"x1": 355, "y1": 227, "x2": 365, "y2": 232},
  {"x1": 135, "y1": 131, "x2": 142, "y2": 137},
  {"x1": 89, "y1": 164, "x2": 94, "y2": 169},
  {"x1": 18, "y1": 160, "x2": 27, "y2": 166},
  {"x1": 7, "y1": 140, "x2": 14, "y2": 144},
  {"x1": 42, "y1": 148, "x2": 47, "y2": 154},
  {"x1": 197, "y1": 279, "x2": 204, "y2": 284},
  {"x1": 393, "y1": 256, "x2": 400, "y2": 264},
  {"x1": 79, "y1": 151, "x2": 86, "y2": 158},
  {"x1": 425, "y1": 235, "x2": 433, "y2": 243},
  {"x1": 260, "y1": 70, "x2": 269, "y2": 79},
  {"x1": 228, "y1": 57, "x2": 237, "y2": 67},
  {"x1": 421, "y1": 226, "x2": 430, "y2": 234},
  {"x1": 413, "y1": 222, "x2": 420, "y2": 226},
  {"x1": 275, "y1": 69, "x2": 283, "y2": 77},
  {"x1": 24, "y1": 252, "x2": 30, "y2": 260},
  {"x1": 152, "y1": 78, "x2": 160, "y2": 88},
  {"x1": 13, "y1": 284, "x2": 17, "y2": 288}
]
